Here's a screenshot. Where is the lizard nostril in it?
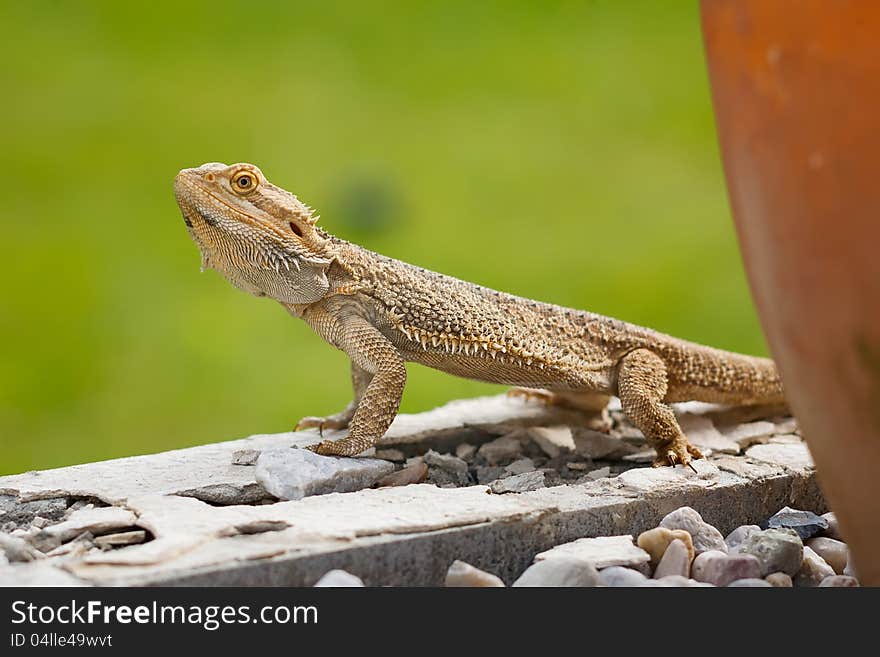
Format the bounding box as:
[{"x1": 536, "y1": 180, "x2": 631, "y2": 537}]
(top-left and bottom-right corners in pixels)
[
  {"x1": 289, "y1": 221, "x2": 303, "y2": 237},
  {"x1": 204, "y1": 172, "x2": 215, "y2": 182}
]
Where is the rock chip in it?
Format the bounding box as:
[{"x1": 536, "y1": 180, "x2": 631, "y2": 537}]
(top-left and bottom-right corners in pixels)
[
  {"x1": 678, "y1": 414, "x2": 740, "y2": 454},
  {"x1": 821, "y1": 512, "x2": 842, "y2": 540},
  {"x1": 42, "y1": 505, "x2": 138, "y2": 543},
  {"x1": 375, "y1": 462, "x2": 428, "y2": 488},
  {"x1": 504, "y1": 458, "x2": 536, "y2": 476},
  {"x1": 718, "y1": 421, "x2": 776, "y2": 448},
  {"x1": 727, "y1": 578, "x2": 772, "y2": 587},
  {"x1": 818, "y1": 575, "x2": 859, "y2": 587},
  {"x1": 598, "y1": 566, "x2": 650, "y2": 587},
  {"x1": 765, "y1": 572, "x2": 793, "y2": 587},
  {"x1": 231, "y1": 449, "x2": 260, "y2": 466},
  {"x1": 0, "y1": 532, "x2": 44, "y2": 562},
  {"x1": 445, "y1": 560, "x2": 505, "y2": 587},
  {"x1": 424, "y1": 450, "x2": 470, "y2": 486},
  {"x1": 475, "y1": 466, "x2": 506, "y2": 485},
  {"x1": 572, "y1": 429, "x2": 632, "y2": 459},
  {"x1": 535, "y1": 535, "x2": 651, "y2": 570},
  {"x1": 766, "y1": 506, "x2": 828, "y2": 540},
  {"x1": 94, "y1": 530, "x2": 147, "y2": 548},
  {"x1": 528, "y1": 426, "x2": 574, "y2": 458},
  {"x1": 637, "y1": 527, "x2": 694, "y2": 566},
  {"x1": 738, "y1": 528, "x2": 804, "y2": 576},
  {"x1": 691, "y1": 550, "x2": 762, "y2": 587},
  {"x1": 745, "y1": 443, "x2": 813, "y2": 469},
  {"x1": 255, "y1": 448, "x2": 395, "y2": 501},
  {"x1": 806, "y1": 537, "x2": 848, "y2": 575},
  {"x1": 725, "y1": 525, "x2": 761, "y2": 551},
  {"x1": 313, "y1": 569, "x2": 365, "y2": 587},
  {"x1": 653, "y1": 539, "x2": 692, "y2": 579},
  {"x1": 374, "y1": 448, "x2": 406, "y2": 462},
  {"x1": 659, "y1": 507, "x2": 727, "y2": 555},
  {"x1": 488, "y1": 471, "x2": 545, "y2": 494},
  {"x1": 795, "y1": 546, "x2": 836, "y2": 587},
  {"x1": 513, "y1": 557, "x2": 599, "y2": 587},
  {"x1": 477, "y1": 435, "x2": 523, "y2": 465}
]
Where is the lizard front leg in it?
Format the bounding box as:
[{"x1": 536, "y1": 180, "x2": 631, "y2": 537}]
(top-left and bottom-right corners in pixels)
[
  {"x1": 295, "y1": 362, "x2": 372, "y2": 433},
  {"x1": 305, "y1": 316, "x2": 406, "y2": 456},
  {"x1": 617, "y1": 348, "x2": 704, "y2": 468}
]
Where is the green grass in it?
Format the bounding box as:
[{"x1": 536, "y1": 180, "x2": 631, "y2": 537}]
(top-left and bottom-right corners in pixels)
[{"x1": 0, "y1": 1, "x2": 767, "y2": 474}]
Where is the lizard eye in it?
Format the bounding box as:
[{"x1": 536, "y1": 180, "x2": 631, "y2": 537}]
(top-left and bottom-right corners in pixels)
[{"x1": 231, "y1": 171, "x2": 258, "y2": 195}]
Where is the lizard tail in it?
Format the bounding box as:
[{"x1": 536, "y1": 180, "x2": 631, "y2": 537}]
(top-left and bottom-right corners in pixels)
[{"x1": 659, "y1": 342, "x2": 786, "y2": 406}]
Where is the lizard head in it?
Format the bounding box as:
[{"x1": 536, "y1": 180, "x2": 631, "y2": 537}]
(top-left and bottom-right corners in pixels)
[{"x1": 174, "y1": 162, "x2": 334, "y2": 304}]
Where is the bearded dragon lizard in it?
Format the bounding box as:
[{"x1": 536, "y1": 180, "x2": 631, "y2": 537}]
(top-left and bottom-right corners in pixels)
[{"x1": 174, "y1": 162, "x2": 785, "y2": 468}]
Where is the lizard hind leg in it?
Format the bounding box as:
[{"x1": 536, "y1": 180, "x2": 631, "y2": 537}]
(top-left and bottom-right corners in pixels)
[
  {"x1": 507, "y1": 388, "x2": 612, "y2": 430},
  {"x1": 617, "y1": 349, "x2": 704, "y2": 468}
]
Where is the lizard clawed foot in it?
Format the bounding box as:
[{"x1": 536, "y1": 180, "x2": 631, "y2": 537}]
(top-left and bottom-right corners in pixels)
[
  {"x1": 507, "y1": 387, "x2": 556, "y2": 404},
  {"x1": 304, "y1": 438, "x2": 368, "y2": 457},
  {"x1": 651, "y1": 438, "x2": 704, "y2": 469},
  {"x1": 295, "y1": 415, "x2": 351, "y2": 436}
]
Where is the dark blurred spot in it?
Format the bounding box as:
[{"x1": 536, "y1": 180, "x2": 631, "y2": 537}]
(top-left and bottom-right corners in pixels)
[{"x1": 332, "y1": 174, "x2": 400, "y2": 235}]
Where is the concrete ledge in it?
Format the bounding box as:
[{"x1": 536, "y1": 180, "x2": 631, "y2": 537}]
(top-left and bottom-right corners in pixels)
[{"x1": 0, "y1": 395, "x2": 823, "y2": 586}]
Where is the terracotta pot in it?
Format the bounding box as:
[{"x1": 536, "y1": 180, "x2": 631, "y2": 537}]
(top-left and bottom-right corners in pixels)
[{"x1": 701, "y1": 0, "x2": 880, "y2": 584}]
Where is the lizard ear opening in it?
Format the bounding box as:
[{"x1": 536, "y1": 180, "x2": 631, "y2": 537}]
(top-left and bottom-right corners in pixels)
[{"x1": 289, "y1": 221, "x2": 304, "y2": 238}]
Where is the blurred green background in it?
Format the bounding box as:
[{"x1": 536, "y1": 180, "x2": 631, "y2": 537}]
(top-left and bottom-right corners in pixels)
[{"x1": 0, "y1": 1, "x2": 768, "y2": 475}]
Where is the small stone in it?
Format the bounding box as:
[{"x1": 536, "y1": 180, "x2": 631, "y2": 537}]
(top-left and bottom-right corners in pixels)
[
  {"x1": 455, "y1": 443, "x2": 477, "y2": 461},
  {"x1": 94, "y1": 530, "x2": 147, "y2": 548},
  {"x1": 536, "y1": 535, "x2": 651, "y2": 570},
  {"x1": 738, "y1": 528, "x2": 804, "y2": 576},
  {"x1": 475, "y1": 466, "x2": 506, "y2": 485},
  {"x1": 513, "y1": 557, "x2": 599, "y2": 587},
  {"x1": 795, "y1": 546, "x2": 836, "y2": 587},
  {"x1": 725, "y1": 525, "x2": 762, "y2": 551},
  {"x1": 654, "y1": 539, "x2": 692, "y2": 579},
  {"x1": 528, "y1": 426, "x2": 575, "y2": 458},
  {"x1": 691, "y1": 550, "x2": 762, "y2": 586},
  {"x1": 637, "y1": 527, "x2": 694, "y2": 566},
  {"x1": 818, "y1": 575, "x2": 859, "y2": 587},
  {"x1": 572, "y1": 429, "x2": 632, "y2": 459},
  {"x1": 659, "y1": 507, "x2": 727, "y2": 555},
  {"x1": 584, "y1": 466, "x2": 611, "y2": 480},
  {"x1": 30, "y1": 517, "x2": 53, "y2": 530},
  {"x1": 445, "y1": 560, "x2": 505, "y2": 587},
  {"x1": 0, "y1": 532, "x2": 44, "y2": 562},
  {"x1": 231, "y1": 449, "x2": 260, "y2": 466},
  {"x1": 423, "y1": 450, "x2": 469, "y2": 474},
  {"x1": 488, "y1": 471, "x2": 545, "y2": 494},
  {"x1": 765, "y1": 572, "x2": 793, "y2": 587},
  {"x1": 313, "y1": 569, "x2": 365, "y2": 587},
  {"x1": 821, "y1": 512, "x2": 842, "y2": 540},
  {"x1": 567, "y1": 462, "x2": 591, "y2": 471},
  {"x1": 718, "y1": 420, "x2": 776, "y2": 448},
  {"x1": 404, "y1": 455, "x2": 424, "y2": 468},
  {"x1": 477, "y1": 435, "x2": 523, "y2": 465},
  {"x1": 727, "y1": 578, "x2": 772, "y2": 587},
  {"x1": 374, "y1": 448, "x2": 406, "y2": 462},
  {"x1": 651, "y1": 575, "x2": 713, "y2": 587},
  {"x1": 766, "y1": 506, "x2": 828, "y2": 540},
  {"x1": 375, "y1": 462, "x2": 428, "y2": 488},
  {"x1": 598, "y1": 566, "x2": 650, "y2": 587},
  {"x1": 255, "y1": 448, "x2": 395, "y2": 501},
  {"x1": 806, "y1": 537, "x2": 848, "y2": 574},
  {"x1": 504, "y1": 458, "x2": 536, "y2": 476},
  {"x1": 745, "y1": 443, "x2": 814, "y2": 469}
]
